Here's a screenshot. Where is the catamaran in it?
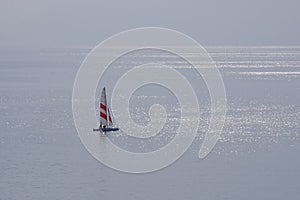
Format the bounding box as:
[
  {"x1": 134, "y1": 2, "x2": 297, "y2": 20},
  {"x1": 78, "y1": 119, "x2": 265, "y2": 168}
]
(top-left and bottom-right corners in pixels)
[{"x1": 93, "y1": 87, "x2": 119, "y2": 133}]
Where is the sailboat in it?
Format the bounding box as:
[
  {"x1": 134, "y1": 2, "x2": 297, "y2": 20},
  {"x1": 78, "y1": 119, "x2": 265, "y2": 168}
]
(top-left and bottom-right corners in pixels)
[{"x1": 93, "y1": 87, "x2": 119, "y2": 133}]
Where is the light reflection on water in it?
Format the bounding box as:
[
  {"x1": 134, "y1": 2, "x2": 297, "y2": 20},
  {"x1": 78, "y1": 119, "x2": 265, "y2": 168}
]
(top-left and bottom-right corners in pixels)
[{"x1": 0, "y1": 46, "x2": 300, "y2": 200}]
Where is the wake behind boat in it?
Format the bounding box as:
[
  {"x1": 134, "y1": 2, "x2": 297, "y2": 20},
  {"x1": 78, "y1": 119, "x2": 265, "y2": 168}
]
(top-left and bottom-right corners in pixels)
[{"x1": 93, "y1": 87, "x2": 119, "y2": 134}]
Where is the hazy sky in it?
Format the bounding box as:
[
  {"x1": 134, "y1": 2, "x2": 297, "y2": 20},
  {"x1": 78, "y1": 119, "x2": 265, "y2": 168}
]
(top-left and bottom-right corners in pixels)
[{"x1": 1, "y1": 0, "x2": 299, "y2": 47}]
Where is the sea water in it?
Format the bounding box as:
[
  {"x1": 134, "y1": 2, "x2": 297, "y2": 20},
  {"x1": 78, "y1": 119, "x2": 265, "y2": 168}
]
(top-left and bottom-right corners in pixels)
[{"x1": 0, "y1": 46, "x2": 299, "y2": 199}]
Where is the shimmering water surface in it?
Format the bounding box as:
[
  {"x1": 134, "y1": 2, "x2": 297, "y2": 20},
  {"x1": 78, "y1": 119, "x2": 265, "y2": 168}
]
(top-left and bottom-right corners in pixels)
[{"x1": 0, "y1": 47, "x2": 299, "y2": 199}]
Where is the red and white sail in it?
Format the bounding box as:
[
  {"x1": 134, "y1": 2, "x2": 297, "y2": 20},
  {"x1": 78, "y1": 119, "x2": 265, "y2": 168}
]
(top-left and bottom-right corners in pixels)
[
  {"x1": 100, "y1": 87, "x2": 108, "y2": 126},
  {"x1": 99, "y1": 87, "x2": 113, "y2": 127},
  {"x1": 107, "y1": 108, "x2": 113, "y2": 126}
]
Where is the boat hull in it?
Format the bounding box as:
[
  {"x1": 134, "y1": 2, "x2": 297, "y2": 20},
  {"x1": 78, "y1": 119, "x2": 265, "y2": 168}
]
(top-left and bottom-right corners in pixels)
[{"x1": 101, "y1": 127, "x2": 119, "y2": 132}]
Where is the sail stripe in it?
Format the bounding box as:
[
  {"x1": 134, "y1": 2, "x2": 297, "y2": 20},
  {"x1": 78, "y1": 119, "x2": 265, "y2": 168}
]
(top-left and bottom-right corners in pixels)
[
  {"x1": 100, "y1": 103, "x2": 106, "y2": 110},
  {"x1": 100, "y1": 112, "x2": 107, "y2": 119}
]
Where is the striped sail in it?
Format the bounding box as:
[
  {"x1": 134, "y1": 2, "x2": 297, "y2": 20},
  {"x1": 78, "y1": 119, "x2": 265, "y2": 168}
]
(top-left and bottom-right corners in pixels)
[
  {"x1": 99, "y1": 87, "x2": 113, "y2": 127},
  {"x1": 107, "y1": 108, "x2": 113, "y2": 126},
  {"x1": 100, "y1": 87, "x2": 108, "y2": 126}
]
